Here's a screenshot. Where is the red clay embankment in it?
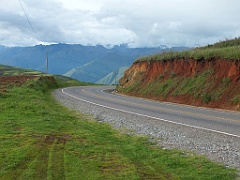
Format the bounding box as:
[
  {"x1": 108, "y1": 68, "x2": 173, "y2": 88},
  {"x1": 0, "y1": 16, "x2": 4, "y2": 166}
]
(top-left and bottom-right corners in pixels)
[{"x1": 118, "y1": 58, "x2": 240, "y2": 111}]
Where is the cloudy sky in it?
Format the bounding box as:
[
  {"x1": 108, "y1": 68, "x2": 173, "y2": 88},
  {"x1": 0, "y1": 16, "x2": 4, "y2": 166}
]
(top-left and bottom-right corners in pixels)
[{"x1": 1, "y1": 0, "x2": 240, "y2": 47}]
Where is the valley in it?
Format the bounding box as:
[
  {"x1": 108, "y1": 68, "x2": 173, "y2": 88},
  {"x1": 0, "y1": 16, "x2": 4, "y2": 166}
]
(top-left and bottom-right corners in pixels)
[{"x1": 0, "y1": 44, "x2": 188, "y2": 84}]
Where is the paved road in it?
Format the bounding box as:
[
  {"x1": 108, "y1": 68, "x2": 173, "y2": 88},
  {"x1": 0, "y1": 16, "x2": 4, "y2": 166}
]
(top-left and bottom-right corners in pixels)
[{"x1": 61, "y1": 86, "x2": 240, "y2": 138}]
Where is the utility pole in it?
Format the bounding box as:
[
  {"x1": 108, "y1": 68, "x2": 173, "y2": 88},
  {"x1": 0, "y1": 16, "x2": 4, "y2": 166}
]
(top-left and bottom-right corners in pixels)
[
  {"x1": 46, "y1": 52, "x2": 48, "y2": 75},
  {"x1": 114, "y1": 71, "x2": 117, "y2": 85}
]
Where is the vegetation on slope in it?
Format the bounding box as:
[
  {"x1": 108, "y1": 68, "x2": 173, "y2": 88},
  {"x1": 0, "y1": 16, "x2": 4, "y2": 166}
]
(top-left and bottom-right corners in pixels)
[
  {"x1": 0, "y1": 75, "x2": 238, "y2": 179},
  {"x1": 118, "y1": 38, "x2": 240, "y2": 110},
  {"x1": 0, "y1": 64, "x2": 42, "y2": 76},
  {"x1": 119, "y1": 67, "x2": 240, "y2": 108},
  {"x1": 136, "y1": 37, "x2": 240, "y2": 62}
]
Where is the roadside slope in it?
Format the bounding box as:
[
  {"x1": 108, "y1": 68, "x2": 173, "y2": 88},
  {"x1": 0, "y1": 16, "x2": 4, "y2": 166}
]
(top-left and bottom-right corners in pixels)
[{"x1": 117, "y1": 39, "x2": 240, "y2": 111}]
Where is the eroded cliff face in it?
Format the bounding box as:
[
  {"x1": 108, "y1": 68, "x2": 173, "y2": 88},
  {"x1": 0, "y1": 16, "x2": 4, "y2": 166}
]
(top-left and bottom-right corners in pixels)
[{"x1": 118, "y1": 58, "x2": 240, "y2": 111}]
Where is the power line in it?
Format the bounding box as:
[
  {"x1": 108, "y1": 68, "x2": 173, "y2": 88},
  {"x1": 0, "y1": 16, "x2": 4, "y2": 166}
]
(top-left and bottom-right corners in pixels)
[{"x1": 18, "y1": 0, "x2": 38, "y2": 40}]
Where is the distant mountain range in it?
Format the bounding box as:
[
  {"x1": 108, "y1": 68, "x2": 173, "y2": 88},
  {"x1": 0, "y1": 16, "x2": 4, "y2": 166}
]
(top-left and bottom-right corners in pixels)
[
  {"x1": 96, "y1": 66, "x2": 129, "y2": 85},
  {"x1": 0, "y1": 44, "x2": 190, "y2": 83}
]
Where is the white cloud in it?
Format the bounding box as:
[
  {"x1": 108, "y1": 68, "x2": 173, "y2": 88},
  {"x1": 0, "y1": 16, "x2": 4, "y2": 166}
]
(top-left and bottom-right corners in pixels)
[
  {"x1": 59, "y1": 0, "x2": 102, "y2": 11},
  {"x1": 0, "y1": 0, "x2": 240, "y2": 47}
]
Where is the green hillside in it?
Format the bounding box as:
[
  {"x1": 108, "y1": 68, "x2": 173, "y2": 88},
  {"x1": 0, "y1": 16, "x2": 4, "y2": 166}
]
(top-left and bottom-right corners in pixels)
[
  {"x1": 0, "y1": 64, "x2": 92, "y2": 88},
  {"x1": 0, "y1": 64, "x2": 43, "y2": 76},
  {"x1": 136, "y1": 37, "x2": 240, "y2": 62},
  {"x1": 96, "y1": 66, "x2": 129, "y2": 85}
]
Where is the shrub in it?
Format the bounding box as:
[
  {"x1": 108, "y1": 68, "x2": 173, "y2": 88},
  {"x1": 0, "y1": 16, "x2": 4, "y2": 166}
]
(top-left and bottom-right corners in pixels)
[
  {"x1": 202, "y1": 93, "x2": 212, "y2": 104},
  {"x1": 222, "y1": 77, "x2": 231, "y2": 87}
]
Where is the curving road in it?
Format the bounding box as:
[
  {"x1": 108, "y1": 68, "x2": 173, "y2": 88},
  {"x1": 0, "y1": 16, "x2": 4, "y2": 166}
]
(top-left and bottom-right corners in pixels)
[{"x1": 60, "y1": 86, "x2": 240, "y2": 138}]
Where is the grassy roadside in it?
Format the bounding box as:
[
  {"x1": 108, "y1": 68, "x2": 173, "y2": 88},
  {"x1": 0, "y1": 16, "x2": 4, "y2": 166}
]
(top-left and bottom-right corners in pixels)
[{"x1": 0, "y1": 77, "x2": 238, "y2": 179}]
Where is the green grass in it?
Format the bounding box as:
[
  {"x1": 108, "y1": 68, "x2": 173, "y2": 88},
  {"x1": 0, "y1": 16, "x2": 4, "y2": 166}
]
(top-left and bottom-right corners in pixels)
[
  {"x1": 0, "y1": 77, "x2": 238, "y2": 179},
  {"x1": 136, "y1": 38, "x2": 240, "y2": 62},
  {"x1": 173, "y1": 69, "x2": 213, "y2": 97},
  {"x1": 136, "y1": 46, "x2": 240, "y2": 62},
  {"x1": 136, "y1": 78, "x2": 179, "y2": 99},
  {"x1": 0, "y1": 63, "x2": 94, "y2": 88},
  {"x1": 54, "y1": 74, "x2": 95, "y2": 87},
  {"x1": 0, "y1": 64, "x2": 43, "y2": 76},
  {"x1": 202, "y1": 37, "x2": 240, "y2": 49}
]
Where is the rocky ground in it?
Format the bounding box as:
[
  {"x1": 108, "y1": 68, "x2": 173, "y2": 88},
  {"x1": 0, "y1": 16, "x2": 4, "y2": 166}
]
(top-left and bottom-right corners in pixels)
[{"x1": 54, "y1": 89, "x2": 240, "y2": 172}]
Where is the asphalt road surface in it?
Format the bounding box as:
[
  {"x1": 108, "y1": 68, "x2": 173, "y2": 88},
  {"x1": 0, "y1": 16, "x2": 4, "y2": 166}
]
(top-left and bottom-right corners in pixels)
[{"x1": 61, "y1": 86, "x2": 240, "y2": 138}]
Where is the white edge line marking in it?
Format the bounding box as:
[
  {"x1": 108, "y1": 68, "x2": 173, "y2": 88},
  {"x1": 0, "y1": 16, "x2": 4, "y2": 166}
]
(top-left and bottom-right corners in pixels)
[{"x1": 62, "y1": 88, "x2": 240, "y2": 138}]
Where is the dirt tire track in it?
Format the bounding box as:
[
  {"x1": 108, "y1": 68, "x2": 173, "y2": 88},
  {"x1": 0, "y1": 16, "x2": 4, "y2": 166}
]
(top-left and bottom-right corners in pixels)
[{"x1": 50, "y1": 138, "x2": 67, "y2": 180}]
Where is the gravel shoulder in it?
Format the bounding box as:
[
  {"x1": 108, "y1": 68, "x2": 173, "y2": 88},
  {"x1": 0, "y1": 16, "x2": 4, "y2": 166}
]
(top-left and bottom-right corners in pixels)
[{"x1": 53, "y1": 89, "x2": 240, "y2": 171}]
